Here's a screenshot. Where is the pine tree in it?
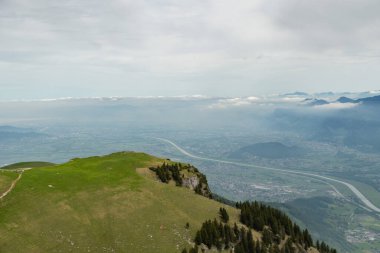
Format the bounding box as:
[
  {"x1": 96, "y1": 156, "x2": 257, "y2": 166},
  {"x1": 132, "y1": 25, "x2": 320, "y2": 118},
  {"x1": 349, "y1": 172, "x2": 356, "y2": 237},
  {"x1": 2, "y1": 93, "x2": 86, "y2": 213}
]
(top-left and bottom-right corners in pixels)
[
  {"x1": 255, "y1": 241, "x2": 261, "y2": 253},
  {"x1": 262, "y1": 228, "x2": 273, "y2": 246},
  {"x1": 195, "y1": 231, "x2": 202, "y2": 245},
  {"x1": 247, "y1": 229, "x2": 254, "y2": 253},
  {"x1": 219, "y1": 207, "x2": 230, "y2": 223},
  {"x1": 189, "y1": 245, "x2": 198, "y2": 253}
]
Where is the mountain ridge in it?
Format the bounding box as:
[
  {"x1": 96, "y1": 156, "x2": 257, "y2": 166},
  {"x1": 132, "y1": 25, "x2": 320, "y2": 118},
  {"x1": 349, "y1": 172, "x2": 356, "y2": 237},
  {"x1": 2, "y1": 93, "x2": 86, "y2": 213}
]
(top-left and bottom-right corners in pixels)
[{"x1": 0, "y1": 152, "x2": 335, "y2": 253}]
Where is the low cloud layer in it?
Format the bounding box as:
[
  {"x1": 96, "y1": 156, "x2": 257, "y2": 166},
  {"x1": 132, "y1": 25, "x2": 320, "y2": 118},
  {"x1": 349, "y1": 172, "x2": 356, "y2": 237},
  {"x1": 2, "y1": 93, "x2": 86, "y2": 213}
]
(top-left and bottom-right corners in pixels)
[
  {"x1": 315, "y1": 102, "x2": 359, "y2": 110},
  {"x1": 1, "y1": 0, "x2": 380, "y2": 99},
  {"x1": 207, "y1": 95, "x2": 307, "y2": 109}
]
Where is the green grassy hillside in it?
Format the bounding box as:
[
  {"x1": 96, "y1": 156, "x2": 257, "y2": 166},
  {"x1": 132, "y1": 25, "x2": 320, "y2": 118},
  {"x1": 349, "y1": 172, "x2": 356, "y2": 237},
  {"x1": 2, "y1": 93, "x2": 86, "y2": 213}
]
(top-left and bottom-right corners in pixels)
[
  {"x1": 0, "y1": 170, "x2": 19, "y2": 195},
  {"x1": 0, "y1": 152, "x2": 239, "y2": 253},
  {"x1": 1, "y1": 161, "x2": 56, "y2": 170}
]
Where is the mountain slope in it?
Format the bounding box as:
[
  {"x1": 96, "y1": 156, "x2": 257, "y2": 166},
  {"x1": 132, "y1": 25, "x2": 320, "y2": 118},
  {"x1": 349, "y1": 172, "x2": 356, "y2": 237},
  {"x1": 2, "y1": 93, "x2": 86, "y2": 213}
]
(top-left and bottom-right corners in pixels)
[
  {"x1": 0, "y1": 152, "x2": 239, "y2": 253},
  {"x1": 336, "y1": 97, "x2": 355, "y2": 103},
  {"x1": 0, "y1": 152, "x2": 333, "y2": 253},
  {"x1": 357, "y1": 95, "x2": 380, "y2": 104},
  {"x1": 1, "y1": 161, "x2": 55, "y2": 170}
]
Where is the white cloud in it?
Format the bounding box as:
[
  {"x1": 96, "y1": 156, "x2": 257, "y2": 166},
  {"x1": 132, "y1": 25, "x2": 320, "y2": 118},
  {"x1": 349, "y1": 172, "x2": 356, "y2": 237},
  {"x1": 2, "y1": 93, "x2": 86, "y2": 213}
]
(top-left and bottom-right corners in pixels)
[
  {"x1": 315, "y1": 102, "x2": 359, "y2": 110},
  {"x1": 208, "y1": 98, "x2": 251, "y2": 109},
  {"x1": 0, "y1": 0, "x2": 380, "y2": 99},
  {"x1": 207, "y1": 95, "x2": 305, "y2": 109}
]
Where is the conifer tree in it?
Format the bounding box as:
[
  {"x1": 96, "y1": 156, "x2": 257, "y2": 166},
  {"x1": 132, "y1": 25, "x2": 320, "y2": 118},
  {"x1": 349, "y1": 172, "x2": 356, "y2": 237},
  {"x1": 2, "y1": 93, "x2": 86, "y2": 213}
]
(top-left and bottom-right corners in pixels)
[{"x1": 219, "y1": 207, "x2": 230, "y2": 223}]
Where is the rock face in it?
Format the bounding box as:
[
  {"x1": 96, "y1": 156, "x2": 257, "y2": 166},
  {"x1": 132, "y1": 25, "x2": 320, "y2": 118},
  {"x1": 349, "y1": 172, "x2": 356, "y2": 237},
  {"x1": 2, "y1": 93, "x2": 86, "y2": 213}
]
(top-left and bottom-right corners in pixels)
[
  {"x1": 182, "y1": 176, "x2": 199, "y2": 190},
  {"x1": 150, "y1": 162, "x2": 213, "y2": 198}
]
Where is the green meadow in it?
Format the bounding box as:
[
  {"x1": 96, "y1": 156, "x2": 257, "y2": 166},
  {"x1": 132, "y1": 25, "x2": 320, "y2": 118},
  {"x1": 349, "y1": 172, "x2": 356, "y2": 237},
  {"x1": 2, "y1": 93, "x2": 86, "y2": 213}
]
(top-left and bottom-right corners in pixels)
[
  {"x1": 0, "y1": 152, "x2": 239, "y2": 253},
  {"x1": 1, "y1": 161, "x2": 55, "y2": 170}
]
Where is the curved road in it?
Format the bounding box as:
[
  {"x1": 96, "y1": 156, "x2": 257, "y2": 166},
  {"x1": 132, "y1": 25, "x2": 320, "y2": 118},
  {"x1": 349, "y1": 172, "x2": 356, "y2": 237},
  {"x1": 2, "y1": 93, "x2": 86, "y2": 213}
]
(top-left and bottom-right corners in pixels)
[{"x1": 155, "y1": 137, "x2": 380, "y2": 213}]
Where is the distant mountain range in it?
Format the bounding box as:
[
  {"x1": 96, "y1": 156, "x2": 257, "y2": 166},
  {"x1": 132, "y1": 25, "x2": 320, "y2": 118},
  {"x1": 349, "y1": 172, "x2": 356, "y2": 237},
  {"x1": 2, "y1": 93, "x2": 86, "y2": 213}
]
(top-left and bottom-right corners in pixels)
[
  {"x1": 336, "y1": 97, "x2": 355, "y2": 103},
  {"x1": 303, "y1": 98, "x2": 330, "y2": 106},
  {"x1": 303, "y1": 95, "x2": 380, "y2": 107},
  {"x1": 356, "y1": 95, "x2": 380, "y2": 104},
  {"x1": 0, "y1": 152, "x2": 334, "y2": 253}
]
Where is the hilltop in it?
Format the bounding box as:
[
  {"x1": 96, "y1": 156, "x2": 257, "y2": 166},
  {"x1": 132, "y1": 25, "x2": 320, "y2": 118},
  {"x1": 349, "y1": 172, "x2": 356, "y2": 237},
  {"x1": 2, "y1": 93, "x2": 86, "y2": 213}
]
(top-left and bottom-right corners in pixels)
[{"x1": 0, "y1": 152, "x2": 334, "y2": 253}]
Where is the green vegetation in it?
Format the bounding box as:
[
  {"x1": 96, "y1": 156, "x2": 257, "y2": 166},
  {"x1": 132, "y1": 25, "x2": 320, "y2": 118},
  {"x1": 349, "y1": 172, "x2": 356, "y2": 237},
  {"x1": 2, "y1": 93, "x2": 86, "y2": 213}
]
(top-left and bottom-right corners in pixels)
[
  {"x1": 150, "y1": 162, "x2": 183, "y2": 185},
  {"x1": 188, "y1": 202, "x2": 336, "y2": 253},
  {"x1": 279, "y1": 196, "x2": 356, "y2": 252},
  {"x1": 150, "y1": 162, "x2": 212, "y2": 198},
  {"x1": 219, "y1": 207, "x2": 229, "y2": 223},
  {"x1": 0, "y1": 170, "x2": 19, "y2": 194},
  {"x1": 238, "y1": 201, "x2": 335, "y2": 253},
  {"x1": 344, "y1": 179, "x2": 380, "y2": 207},
  {"x1": 0, "y1": 152, "x2": 239, "y2": 253},
  {"x1": 0, "y1": 151, "x2": 336, "y2": 253},
  {"x1": 191, "y1": 219, "x2": 271, "y2": 253},
  {"x1": 238, "y1": 201, "x2": 313, "y2": 247},
  {"x1": 1, "y1": 161, "x2": 55, "y2": 170}
]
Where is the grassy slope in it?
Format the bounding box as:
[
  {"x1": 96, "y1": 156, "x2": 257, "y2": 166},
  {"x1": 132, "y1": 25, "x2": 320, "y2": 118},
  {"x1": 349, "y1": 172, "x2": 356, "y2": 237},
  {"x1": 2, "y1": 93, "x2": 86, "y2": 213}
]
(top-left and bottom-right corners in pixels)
[
  {"x1": 0, "y1": 152, "x2": 240, "y2": 253},
  {"x1": 0, "y1": 171, "x2": 19, "y2": 194},
  {"x1": 1, "y1": 161, "x2": 56, "y2": 170}
]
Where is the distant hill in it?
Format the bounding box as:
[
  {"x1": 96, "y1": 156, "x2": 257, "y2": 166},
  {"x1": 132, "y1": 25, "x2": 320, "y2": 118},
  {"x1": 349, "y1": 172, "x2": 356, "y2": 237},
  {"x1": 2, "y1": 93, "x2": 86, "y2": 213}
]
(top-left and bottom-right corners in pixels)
[
  {"x1": 300, "y1": 94, "x2": 380, "y2": 108},
  {"x1": 357, "y1": 95, "x2": 380, "y2": 104},
  {"x1": 278, "y1": 197, "x2": 354, "y2": 253},
  {"x1": 0, "y1": 152, "x2": 333, "y2": 253},
  {"x1": 283, "y1": 91, "x2": 309, "y2": 96},
  {"x1": 314, "y1": 92, "x2": 335, "y2": 97},
  {"x1": 334, "y1": 95, "x2": 380, "y2": 105},
  {"x1": 303, "y1": 98, "x2": 329, "y2": 106},
  {"x1": 1, "y1": 161, "x2": 55, "y2": 170},
  {"x1": 336, "y1": 96, "x2": 355, "y2": 103},
  {"x1": 229, "y1": 142, "x2": 307, "y2": 159}
]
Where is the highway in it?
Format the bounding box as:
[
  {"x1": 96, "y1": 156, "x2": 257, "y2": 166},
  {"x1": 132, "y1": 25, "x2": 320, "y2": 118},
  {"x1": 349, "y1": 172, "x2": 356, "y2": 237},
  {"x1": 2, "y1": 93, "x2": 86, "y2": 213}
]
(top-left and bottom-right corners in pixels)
[{"x1": 155, "y1": 137, "x2": 380, "y2": 213}]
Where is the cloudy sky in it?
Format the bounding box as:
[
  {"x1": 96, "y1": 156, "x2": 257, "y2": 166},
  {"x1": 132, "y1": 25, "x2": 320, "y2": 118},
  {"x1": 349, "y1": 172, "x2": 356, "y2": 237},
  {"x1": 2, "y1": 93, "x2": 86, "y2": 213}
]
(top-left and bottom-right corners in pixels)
[{"x1": 1, "y1": 0, "x2": 380, "y2": 99}]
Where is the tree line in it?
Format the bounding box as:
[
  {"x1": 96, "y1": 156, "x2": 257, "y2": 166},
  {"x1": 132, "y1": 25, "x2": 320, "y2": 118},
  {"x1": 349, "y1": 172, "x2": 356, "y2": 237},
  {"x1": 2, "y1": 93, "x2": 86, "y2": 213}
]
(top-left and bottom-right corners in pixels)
[
  {"x1": 183, "y1": 203, "x2": 337, "y2": 253},
  {"x1": 152, "y1": 163, "x2": 337, "y2": 253},
  {"x1": 237, "y1": 201, "x2": 336, "y2": 253},
  {"x1": 150, "y1": 162, "x2": 183, "y2": 186},
  {"x1": 149, "y1": 162, "x2": 212, "y2": 198}
]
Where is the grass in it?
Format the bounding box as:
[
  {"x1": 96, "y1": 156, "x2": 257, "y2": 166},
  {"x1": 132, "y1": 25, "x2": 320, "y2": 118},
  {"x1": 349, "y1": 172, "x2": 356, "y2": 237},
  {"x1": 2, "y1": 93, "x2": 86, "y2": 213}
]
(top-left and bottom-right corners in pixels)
[
  {"x1": 1, "y1": 161, "x2": 56, "y2": 170},
  {"x1": 0, "y1": 152, "x2": 240, "y2": 253},
  {"x1": 0, "y1": 171, "x2": 19, "y2": 195}
]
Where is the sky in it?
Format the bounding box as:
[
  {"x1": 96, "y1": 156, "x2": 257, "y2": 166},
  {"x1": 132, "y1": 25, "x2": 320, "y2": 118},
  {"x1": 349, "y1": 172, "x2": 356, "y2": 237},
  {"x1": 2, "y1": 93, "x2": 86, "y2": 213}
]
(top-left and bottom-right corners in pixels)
[{"x1": 1, "y1": 0, "x2": 380, "y2": 99}]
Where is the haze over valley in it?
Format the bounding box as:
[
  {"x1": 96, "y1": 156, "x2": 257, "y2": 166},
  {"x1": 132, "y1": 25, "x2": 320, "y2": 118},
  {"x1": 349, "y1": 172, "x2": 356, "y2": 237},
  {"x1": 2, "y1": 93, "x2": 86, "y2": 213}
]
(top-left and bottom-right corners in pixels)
[
  {"x1": 1, "y1": 1, "x2": 380, "y2": 252},
  {"x1": 1, "y1": 91, "x2": 380, "y2": 252}
]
